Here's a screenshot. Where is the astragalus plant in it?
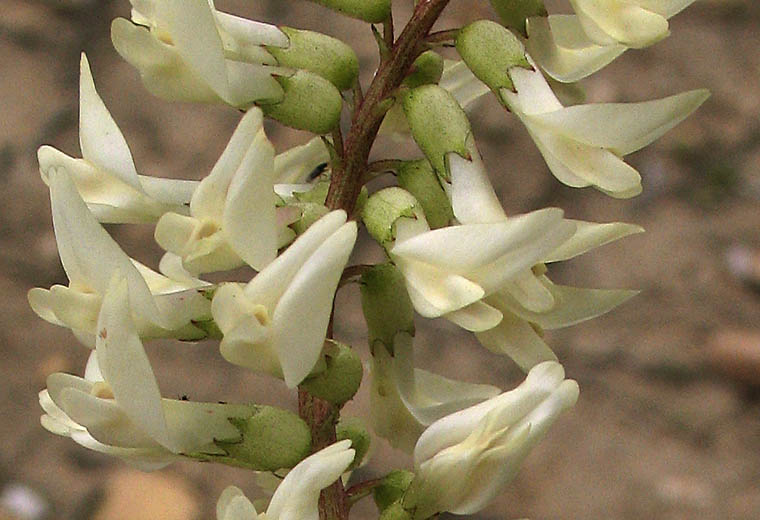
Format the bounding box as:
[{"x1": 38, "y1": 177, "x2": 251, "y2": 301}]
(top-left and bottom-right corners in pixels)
[{"x1": 30, "y1": 0, "x2": 707, "y2": 518}]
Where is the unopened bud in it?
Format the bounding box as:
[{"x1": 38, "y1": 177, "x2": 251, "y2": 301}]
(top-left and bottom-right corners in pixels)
[
  {"x1": 361, "y1": 188, "x2": 420, "y2": 248},
  {"x1": 489, "y1": 0, "x2": 547, "y2": 37},
  {"x1": 306, "y1": 0, "x2": 392, "y2": 23},
  {"x1": 397, "y1": 160, "x2": 453, "y2": 229},
  {"x1": 300, "y1": 340, "x2": 363, "y2": 405},
  {"x1": 379, "y1": 502, "x2": 412, "y2": 520},
  {"x1": 403, "y1": 51, "x2": 444, "y2": 89},
  {"x1": 360, "y1": 263, "x2": 415, "y2": 355},
  {"x1": 456, "y1": 20, "x2": 530, "y2": 93},
  {"x1": 373, "y1": 470, "x2": 415, "y2": 512},
  {"x1": 260, "y1": 70, "x2": 342, "y2": 134},
  {"x1": 402, "y1": 85, "x2": 471, "y2": 179},
  {"x1": 268, "y1": 28, "x2": 359, "y2": 91},
  {"x1": 215, "y1": 406, "x2": 311, "y2": 471},
  {"x1": 336, "y1": 417, "x2": 371, "y2": 469}
]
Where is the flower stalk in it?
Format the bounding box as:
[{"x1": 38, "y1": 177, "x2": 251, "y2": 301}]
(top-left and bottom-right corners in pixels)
[{"x1": 325, "y1": 0, "x2": 452, "y2": 214}]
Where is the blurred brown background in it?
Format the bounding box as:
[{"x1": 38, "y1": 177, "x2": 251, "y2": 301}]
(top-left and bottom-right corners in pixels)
[{"x1": 2, "y1": 0, "x2": 760, "y2": 519}]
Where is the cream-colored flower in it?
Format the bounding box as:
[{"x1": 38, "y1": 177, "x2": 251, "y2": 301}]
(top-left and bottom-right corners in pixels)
[
  {"x1": 525, "y1": 15, "x2": 626, "y2": 82},
  {"x1": 37, "y1": 54, "x2": 198, "y2": 224},
  {"x1": 40, "y1": 277, "x2": 249, "y2": 470},
  {"x1": 112, "y1": 0, "x2": 289, "y2": 106},
  {"x1": 216, "y1": 440, "x2": 355, "y2": 520},
  {"x1": 369, "y1": 333, "x2": 501, "y2": 453},
  {"x1": 448, "y1": 141, "x2": 640, "y2": 370},
  {"x1": 389, "y1": 189, "x2": 575, "y2": 332},
  {"x1": 405, "y1": 361, "x2": 578, "y2": 518},
  {"x1": 154, "y1": 108, "x2": 291, "y2": 275},
  {"x1": 211, "y1": 211, "x2": 357, "y2": 388},
  {"x1": 500, "y1": 58, "x2": 709, "y2": 198},
  {"x1": 28, "y1": 170, "x2": 210, "y2": 347},
  {"x1": 569, "y1": 0, "x2": 696, "y2": 49}
]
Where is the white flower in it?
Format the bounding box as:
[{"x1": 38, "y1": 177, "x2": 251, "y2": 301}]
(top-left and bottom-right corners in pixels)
[
  {"x1": 369, "y1": 333, "x2": 501, "y2": 453},
  {"x1": 389, "y1": 196, "x2": 575, "y2": 332},
  {"x1": 154, "y1": 108, "x2": 290, "y2": 274},
  {"x1": 28, "y1": 169, "x2": 210, "y2": 346},
  {"x1": 500, "y1": 57, "x2": 709, "y2": 198},
  {"x1": 40, "y1": 277, "x2": 250, "y2": 470},
  {"x1": 112, "y1": 0, "x2": 289, "y2": 106},
  {"x1": 211, "y1": 211, "x2": 357, "y2": 388},
  {"x1": 526, "y1": 0, "x2": 696, "y2": 82},
  {"x1": 568, "y1": 0, "x2": 696, "y2": 49},
  {"x1": 216, "y1": 440, "x2": 355, "y2": 520},
  {"x1": 405, "y1": 361, "x2": 579, "y2": 518},
  {"x1": 448, "y1": 141, "x2": 640, "y2": 370},
  {"x1": 525, "y1": 15, "x2": 626, "y2": 83},
  {"x1": 37, "y1": 54, "x2": 198, "y2": 224}
]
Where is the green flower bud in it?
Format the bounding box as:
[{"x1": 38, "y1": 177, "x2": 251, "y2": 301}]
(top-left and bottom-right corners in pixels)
[
  {"x1": 360, "y1": 263, "x2": 415, "y2": 355},
  {"x1": 373, "y1": 470, "x2": 415, "y2": 512},
  {"x1": 215, "y1": 406, "x2": 311, "y2": 471},
  {"x1": 260, "y1": 70, "x2": 342, "y2": 134},
  {"x1": 268, "y1": 28, "x2": 359, "y2": 91},
  {"x1": 361, "y1": 187, "x2": 420, "y2": 247},
  {"x1": 402, "y1": 85, "x2": 471, "y2": 179},
  {"x1": 290, "y1": 202, "x2": 330, "y2": 235},
  {"x1": 489, "y1": 0, "x2": 547, "y2": 37},
  {"x1": 456, "y1": 20, "x2": 530, "y2": 93},
  {"x1": 403, "y1": 51, "x2": 444, "y2": 89},
  {"x1": 336, "y1": 417, "x2": 371, "y2": 470},
  {"x1": 300, "y1": 340, "x2": 363, "y2": 405},
  {"x1": 379, "y1": 502, "x2": 412, "y2": 520},
  {"x1": 306, "y1": 0, "x2": 392, "y2": 23},
  {"x1": 397, "y1": 160, "x2": 453, "y2": 229}
]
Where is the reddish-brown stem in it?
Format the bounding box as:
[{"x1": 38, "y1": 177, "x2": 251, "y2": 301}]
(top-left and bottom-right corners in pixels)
[
  {"x1": 325, "y1": 0, "x2": 452, "y2": 215},
  {"x1": 303, "y1": 3, "x2": 452, "y2": 519}
]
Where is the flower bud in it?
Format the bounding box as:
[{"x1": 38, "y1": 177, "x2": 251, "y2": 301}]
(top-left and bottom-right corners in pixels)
[
  {"x1": 300, "y1": 340, "x2": 363, "y2": 405},
  {"x1": 379, "y1": 502, "x2": 413, "y2": 520},
  {"x1": 402, "y1": 85, "x2": 471, "y2": 179},
  {"x1": 489, "y1": 0, "x2": 547, "y2": 37},
  {"x1": 260, "y1": 70, "x2": 343, "y2": 134},
  {"x1": 403, "y1": 51, "x2": 444, "y2": 89},
  {"x1": 268, "y1": 28, "x2": 359, "y2": 91},
  {"x1": 360, "y1": 263, "x2": 416, "y2": 355},
  {"x1": 397, "y1": 160, "x2": 453, "y2": 229},
  {"x1": 336, "y1": 417, "x2": 371, "y2": 469},
  {"x1": 361, "y1": 187, "x2": 421, "y2": 248},
  {"x1": 306, "y1": 0, "x2": 391, "y2": 23},
  {"x1": 373, "y1": 470, "x2": 415, "y2": 512},
  {"x1": 215, "y1": 406, "x2": 311, "y2": 471},
  {"x1": 456, "y1": 20, "x2": 530, "y2": 93}
]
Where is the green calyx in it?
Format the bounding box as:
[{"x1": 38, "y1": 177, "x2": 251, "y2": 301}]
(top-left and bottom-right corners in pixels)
[
  {"x1": 214, "y1": 406, "x2": 311, "y2": 471},
  {"x1": 373, "y1": 470, "x2": 415, "y2": 512},
  {"x1": 360, "y1": 263, "x2": 415, "y2": 355},
  {"x1": 336, "y1": 417, "x2": 371, "y2": 470},
  {"x1": 397, "y1": 160, "x2": 453, "y2": 229},
  {"x1": 361, "y1": 187, "x2": 420, "y2": 247},
  {"x1": 306, "y1": 0, "x2": 392, "y2": 23},
  {"x1": 300, "y1": 340, "x2": 363, "y2": 405},
  {"x1": 403, "y1": 51, "x2": 444, "y2": 89},
  {"x1": 268, "y1": 27, "x2": 359, "y2": 91},
  {"x1": 489, "y1": 0, "x2": 547, "y2": 37},
  {"x1": 260, "y1": 70, "x2": 342, "y2": 134},
  {"x1": 402, "y1": 85, "x2": 471, "y2": 179},
  {"x1": 379, "y1": 502, "x2": 412, "y2": 520},
  {"x1": 456, "y1": 20, "x2": 530, "y2": 93}
]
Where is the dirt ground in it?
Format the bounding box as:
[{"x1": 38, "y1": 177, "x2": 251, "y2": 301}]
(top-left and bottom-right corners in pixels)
[{"x1": 1, "y1": 1, "x2": 759, "y2": 519}]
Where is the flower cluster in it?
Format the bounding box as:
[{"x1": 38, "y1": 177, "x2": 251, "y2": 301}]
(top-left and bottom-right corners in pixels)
[{"x1": 29, "y1": 0, "x2": 706, "y2": 518}]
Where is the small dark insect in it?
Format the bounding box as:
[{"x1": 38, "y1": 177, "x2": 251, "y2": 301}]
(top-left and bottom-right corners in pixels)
[
  {"x1": 218, "y1": 401, "x2": 228, "y2": 405},
  {"x1": 308, "y1": 162, "x2": 328, "y2": 181}
]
